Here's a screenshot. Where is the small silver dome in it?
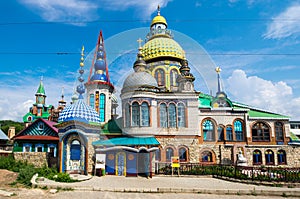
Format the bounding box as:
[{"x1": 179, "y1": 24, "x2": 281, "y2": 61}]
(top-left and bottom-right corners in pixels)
[{"x1": 122, "y1": 71, "x2": 158, "y2": 91}]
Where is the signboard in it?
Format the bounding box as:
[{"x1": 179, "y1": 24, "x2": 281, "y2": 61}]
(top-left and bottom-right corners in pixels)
[
  {"x1": 95, "y1": 154, "x2": 106, "y2": 169},
  {"x1": 171, "y1": 156, "x2": 180, "y2": 168}
]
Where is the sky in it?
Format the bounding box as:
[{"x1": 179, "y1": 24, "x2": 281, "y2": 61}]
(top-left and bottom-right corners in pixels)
[{"x1": 1, "y1": 0, "x2": 300, "y2": 121}]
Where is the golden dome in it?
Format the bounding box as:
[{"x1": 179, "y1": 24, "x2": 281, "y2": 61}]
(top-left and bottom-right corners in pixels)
[
  {"x1": 141, "y1": 37, "x2": 185, "y2": 61},
  {"x1": 151, "y1": 15, "x2": 167, "y2": 27}
]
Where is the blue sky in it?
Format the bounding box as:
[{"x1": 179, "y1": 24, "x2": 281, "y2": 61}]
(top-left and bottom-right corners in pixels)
[{"x1": 1, "y1": 0, "x2": 300, "y2": 121}]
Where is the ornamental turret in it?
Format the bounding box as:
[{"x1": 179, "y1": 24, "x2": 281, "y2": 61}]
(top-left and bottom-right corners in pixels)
[{"x1": 85, "y1": 30, "x2": 115, "y2": 123}]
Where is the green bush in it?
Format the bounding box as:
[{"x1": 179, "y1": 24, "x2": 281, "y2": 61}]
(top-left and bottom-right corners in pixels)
[
  {"x1": 53, "y1": 173, "x2": 77, "y2": 183},
  {"x1": 17, "y1": 165, "x2": 36, "y2": 186}
]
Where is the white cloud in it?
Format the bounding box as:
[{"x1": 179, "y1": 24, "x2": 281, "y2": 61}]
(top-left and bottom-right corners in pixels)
[
  {"x1": 226, "y1": 69, "x2": 300, "y2": 120},
  {"x1": 0, "y1": 74, "x2": 74, "y2": 122},
  {"x1": 264, "y1": 4, "x2": 300, "y2": 39},
  {"x1": 18, "y1": 0, "x2": 172, "y2": 24},
  {"x1": 100, "y1": 0, "x2": 172, "y2": 17},
  {"x1": 19, "y1": 0, "x2": 99, "y2": 25}
]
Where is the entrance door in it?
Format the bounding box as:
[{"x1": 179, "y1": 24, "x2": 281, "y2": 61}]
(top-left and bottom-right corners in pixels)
[
  {"x1": 138, "y1": 150, "x2": 150, "y2": 177},
  {"x1": 116, "y1": 152, "x2": 126, "y2": 176}
]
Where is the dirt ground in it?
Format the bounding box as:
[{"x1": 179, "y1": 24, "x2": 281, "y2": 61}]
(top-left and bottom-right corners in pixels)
[
  {"x1": 0, "y1": 169, "x2": 18, "y2": 187},
  {"x1": 0, "y1": 170, "x2": 299, "y2": 199}
]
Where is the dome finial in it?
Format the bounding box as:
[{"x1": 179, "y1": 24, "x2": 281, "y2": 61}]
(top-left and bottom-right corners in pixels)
[
  {"x1": 137, "y1": 38, "x2": 143, "y2": 50},
  {"x1": 157, "y1": 5, "x2": 161, "y2": 16},
  {"x1": 76, "y1": 45, "x2": 85, "y2": 99},
  {"x1": 215, "y1": 67, "x2": 222, "y2": 93}
]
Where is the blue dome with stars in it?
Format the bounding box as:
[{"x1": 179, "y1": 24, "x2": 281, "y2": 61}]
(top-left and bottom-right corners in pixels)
[{"x1": 58, "y1": 99, "x2": 100, "y2": 124}]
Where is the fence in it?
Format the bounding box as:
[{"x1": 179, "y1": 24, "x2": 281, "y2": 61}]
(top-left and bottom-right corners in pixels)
[{"x1": 155, "y1": 162, "x2": 300, "y2": 183}]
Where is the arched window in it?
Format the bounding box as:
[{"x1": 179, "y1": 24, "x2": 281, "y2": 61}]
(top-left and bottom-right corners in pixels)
[
  {"x1": 125, "y1": 103, "x2": 130, "y2": 127},
  {"x1": 252, "y1": 122, "x2": 270, "y2": 141},
  {"x1": 203, "y1": 119, "x2": 215, "y2": 141},
  {"x1": 226, "y1": 126, "x2": 233, "y2": 141},
  {"x1": 170, "y1": 69, "x2": 178, "y2": 87},
  {"x1": 253, "y1": 150, "x2": 262, "y2": 165},
  {"x1": 179, "y1": 147, "x2": 188, "y2": 162},
  {"x1": 159, "y1": 103, "x2": 167, "y2": 127},
  {"x1": 201, "y1": 151, "x2": 212, "y2": 162},
  {"x1": 99, "y1": 93, "x2": 106, "y2": 122},
  {"x1": 277, "y1": 150, "x2": 286, "y2": 165},
  {"x1": 70, "y1": 140, "x2": 81, "y2": 160},
  {"x1": 265, "y1": 150, "x2": 274, "y2": 165},
  {"x1": 234, "y1": 120, "x2": 244, "y2": 141},
  {"x1": 131, "y1": 102, "x2": 140, "y2": 127},
  {"x1": 218, "y1": 126, "x2": 224, "y2": 141},
  {"x1": 155, "y1": 149, "x2": 161, "y2": 161},
  {"x1": 177, "y1": 103, "x2": 186, "y2": 127},
  {"x1": 89, "y1": 94, "x2": 94, "y2": 109},
  {"x1": 95, "y1": 91, "x2": 99, "y2": 113},
  {"x1": 165, "y1": 147, "x2": 174, "y2": 162},
  {"x1": 155, "y1": 69, "x2": 165, "y2": 86},
  {"x1": 168, "y1": 103, "x2": 177, "y2": 128},
  {"x1": 275, "y1": 122, "x2": 284, "y2": 142},
  {"x1": 141, "y1": 102, "x2": 149, "y2": 126}
]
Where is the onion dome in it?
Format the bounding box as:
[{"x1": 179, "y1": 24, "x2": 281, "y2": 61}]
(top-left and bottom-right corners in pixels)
[
  {"x1": 141, "y1": 37, "x2": 185, "y2": 61},
  {"x1": 151, "y1": 15, "x2": 167, "y2": 27},
  {"x1": 151, "y1": 5, "x2": 167, "y2": 28},
  {"x1": 58, "y1": 99, "x2": 100, "y2": 124}
]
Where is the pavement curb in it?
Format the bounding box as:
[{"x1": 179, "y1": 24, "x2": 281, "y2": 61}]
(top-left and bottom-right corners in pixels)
[{"x1": 31, "y1": 175, "x2": 300, "y2": 197}]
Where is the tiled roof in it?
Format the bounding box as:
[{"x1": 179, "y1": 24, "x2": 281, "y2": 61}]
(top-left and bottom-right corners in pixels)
[
  {"x1": 13, "y1": 135, "x2": 59, "y2": 141},
  {"x1": 93, "y1": 136, "x2": 160, "y2": 146},
  {"x1": 0, "y1": 129, "x2": 8, "y2": 140},
  {"x1": 58, "y1": 99, "x2": 100, "y2": 124}
]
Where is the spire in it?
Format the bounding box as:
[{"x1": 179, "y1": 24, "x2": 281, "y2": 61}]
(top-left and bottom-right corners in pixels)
[
  {"x1": 133, "y1": 38, "x2": 146, "y2": 72},
  {"x1": 58, "y1": 86, "x2": 66, "y2": 106},
  {"x1": 88, "y1": 30, "x2": 110, "y2": 83},
  {"x1": 76, "y1": 46, "x2": 85, "y2": 99},
  {"x1": 215, "y1": 67, "x2": 222, "y2": 94},
  {"x1": 36, "y1": 76, "x2": 46, "y2": 96},
  {"x1": 157, "y1": 5, "x2": 161, "y2": 16}
]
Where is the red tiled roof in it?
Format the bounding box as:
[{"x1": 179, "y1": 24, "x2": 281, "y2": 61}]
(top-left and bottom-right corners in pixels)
[{"x1": 13, "y1": 135, "x2": 59, "y2": 141}]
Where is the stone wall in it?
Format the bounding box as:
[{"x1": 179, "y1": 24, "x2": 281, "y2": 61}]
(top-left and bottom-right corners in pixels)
[{"x1": 14, "y1": 152, "x2": 48, "y2": 168}]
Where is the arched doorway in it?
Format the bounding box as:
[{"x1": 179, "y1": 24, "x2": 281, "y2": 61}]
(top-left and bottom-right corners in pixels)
[{"x1": 138, "y1": 149, "x2": 150, "y2": 177}]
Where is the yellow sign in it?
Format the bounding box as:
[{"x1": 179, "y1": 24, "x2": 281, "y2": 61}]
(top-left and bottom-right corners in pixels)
[{"x1": 171, "y1": 156, "x2": 180, "y2": 168}]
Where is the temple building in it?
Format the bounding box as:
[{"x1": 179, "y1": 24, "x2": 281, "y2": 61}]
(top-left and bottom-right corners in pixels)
[
  {"x1": 15, "y1": 7, "x2": 300, "y2": 176},
  {"x1": 89, "y1": 8, "x2": 299, "y2": 176}
]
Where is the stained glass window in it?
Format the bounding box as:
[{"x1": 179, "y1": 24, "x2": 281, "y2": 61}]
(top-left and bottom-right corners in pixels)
[
  {"x1": 253, "y1": 150, "x2": 262, "y2": 165},
  {"x1": 226, "y1": 126, "x2": 233, "y2": 141},
  {"x1": 141, "y1": 102, "x2": 149, "y2": 126},
  {"x1": 89, "y1": 94, "x2": 94, "y2": 109},
  {"x1": 159, "y1": 103, "x2": 168, "y2": 127},
  {"x1": 99, "y1": 94, "x2": 105, "y2": 122},
  {"x1": 203, "y1": 120, "x2": 214, "y2": 141},
  {"x1": 168, "y1": 103, "x2": 177, "y2": 128},
  {"x1": 234, "y1": 120, "x2": 244, "y2": 141},
  {"x1": 177, "y1": 103, "x2": 185, "y2": 127},
  {"x1": 131, "y1": 102, "x2": 140, "y2": 127}
]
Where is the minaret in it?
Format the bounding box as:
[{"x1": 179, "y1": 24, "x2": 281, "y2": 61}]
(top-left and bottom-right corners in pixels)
[{"x1": 85, "y1": 30, "x2": 115, "y2": 123}]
